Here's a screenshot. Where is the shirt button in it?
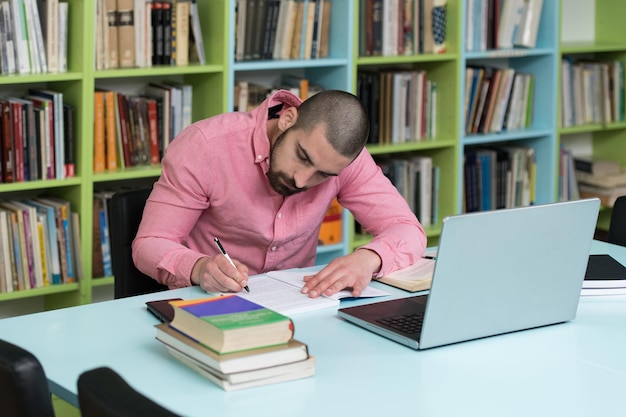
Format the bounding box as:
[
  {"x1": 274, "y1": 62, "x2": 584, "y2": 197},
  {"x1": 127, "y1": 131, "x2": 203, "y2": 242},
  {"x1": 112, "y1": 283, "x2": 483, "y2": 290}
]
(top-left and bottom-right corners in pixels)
[
  {"x1": 271, "y1": 246, "x2": 277, "y2": 252},
  {"x1": 257, "y1": 154, "x2": 263, "y2": 160},
  {"x1": 277, "y1": 213, "x2": 282, "y2": 219}
]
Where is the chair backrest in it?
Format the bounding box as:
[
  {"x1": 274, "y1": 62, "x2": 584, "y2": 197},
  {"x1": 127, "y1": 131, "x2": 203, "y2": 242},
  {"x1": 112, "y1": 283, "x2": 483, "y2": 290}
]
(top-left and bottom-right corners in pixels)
[
  {"x1": 108, "y1": 187, "x2": 168, "y2": 298},
  {"x1": 0, "y1": 339, "x2": 55, "y2": 417},
  {"x1": 607, "y1": 195, "x2": 626, "y2": 247},
  {"x1": 77, "y1": 367, "x2": 181, "y2": 417}
]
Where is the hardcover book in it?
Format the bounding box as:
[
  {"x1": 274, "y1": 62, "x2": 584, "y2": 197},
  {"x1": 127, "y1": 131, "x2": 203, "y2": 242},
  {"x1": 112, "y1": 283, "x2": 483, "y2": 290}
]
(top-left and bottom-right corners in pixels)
[
  {"x1": 166, "y1": 345, "x2": 315, "y2": 391},
  {"x1": 155, "y1": 322, "x2": 309, "y2": 374},
  {"x1": 169, "y1": 295, "x2": 295, "y2": 354}
]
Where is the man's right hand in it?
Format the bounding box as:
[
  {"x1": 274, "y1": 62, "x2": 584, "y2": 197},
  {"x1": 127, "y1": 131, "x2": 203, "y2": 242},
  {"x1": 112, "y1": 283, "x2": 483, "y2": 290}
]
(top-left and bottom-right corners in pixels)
[{"x1": 190, "y1": 256, "x2": 249, "y2": 293}]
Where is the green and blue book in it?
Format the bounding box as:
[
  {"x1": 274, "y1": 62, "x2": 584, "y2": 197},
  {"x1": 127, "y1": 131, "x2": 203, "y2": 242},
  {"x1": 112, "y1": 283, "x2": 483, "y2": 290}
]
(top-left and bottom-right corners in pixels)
[{"x1": 169, "y1": 295, "x2": 294, "y2": 354}]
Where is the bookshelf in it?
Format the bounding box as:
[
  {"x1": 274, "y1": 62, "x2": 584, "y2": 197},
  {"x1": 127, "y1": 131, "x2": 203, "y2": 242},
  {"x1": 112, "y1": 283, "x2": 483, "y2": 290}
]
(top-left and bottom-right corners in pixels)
[
  {"x1": 559, "y1": 0, "x2": 626, "y2": 231},
  {"x1": 0, "y1": 0, "x2": 229, "y2": 316},
  {"x1": 460, "y1": 0, "x2": 560, "y2": 214},
  {"x1": 350, "y1": 0, "x2": 462, "y2": 250},
  {"x1": 228, "y1": 0, "x2": 355, "y2": 265}
]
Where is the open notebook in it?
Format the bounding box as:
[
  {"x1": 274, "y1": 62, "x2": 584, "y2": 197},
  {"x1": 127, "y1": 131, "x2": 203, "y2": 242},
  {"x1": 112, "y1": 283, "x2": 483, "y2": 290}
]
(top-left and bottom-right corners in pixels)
[{"x1": 338, "y1": 199, "x2": 600, "y2": 350}]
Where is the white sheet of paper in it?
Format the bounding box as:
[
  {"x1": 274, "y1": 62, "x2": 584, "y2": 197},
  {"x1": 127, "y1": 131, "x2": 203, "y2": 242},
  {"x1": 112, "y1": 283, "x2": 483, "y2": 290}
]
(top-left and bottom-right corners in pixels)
[{"x1": 231, "y1": 269, "x2": 390, "y2": 316}]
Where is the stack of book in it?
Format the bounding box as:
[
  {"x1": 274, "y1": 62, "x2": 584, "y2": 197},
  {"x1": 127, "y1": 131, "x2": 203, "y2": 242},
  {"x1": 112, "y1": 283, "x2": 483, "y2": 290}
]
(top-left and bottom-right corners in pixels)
[
  {"x1": 154, "y1": 295, "x2": 315, "y2": 391},
  {"x1": 575, "y1": 157, "x2": 626, "y2": 208}
]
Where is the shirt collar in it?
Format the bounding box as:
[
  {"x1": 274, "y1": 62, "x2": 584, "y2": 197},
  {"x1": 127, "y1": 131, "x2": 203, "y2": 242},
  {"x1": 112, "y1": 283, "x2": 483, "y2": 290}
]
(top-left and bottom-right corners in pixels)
[{"x1": 250, "y1": 89, "x2": 303, "y2": 165}]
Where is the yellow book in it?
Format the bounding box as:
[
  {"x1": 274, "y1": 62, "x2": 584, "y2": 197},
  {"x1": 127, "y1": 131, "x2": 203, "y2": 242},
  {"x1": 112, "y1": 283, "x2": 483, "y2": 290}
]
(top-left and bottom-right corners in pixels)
[
  {"x1": 318, "y1": 197, "x2": 341, "y2": 245},
  {"x1": 93, "y1": 91, "x2": 106, "y2": 172},
  {"x1": 103, "y1": 90, "x2": 117, "y2": 170}
]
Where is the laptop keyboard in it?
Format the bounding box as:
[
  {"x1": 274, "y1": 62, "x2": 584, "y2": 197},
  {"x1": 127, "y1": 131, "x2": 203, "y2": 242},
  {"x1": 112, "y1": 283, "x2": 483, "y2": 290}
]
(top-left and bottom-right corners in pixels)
[{"x1": 377, "y1": 312, "x2": 424, "y2": 335}]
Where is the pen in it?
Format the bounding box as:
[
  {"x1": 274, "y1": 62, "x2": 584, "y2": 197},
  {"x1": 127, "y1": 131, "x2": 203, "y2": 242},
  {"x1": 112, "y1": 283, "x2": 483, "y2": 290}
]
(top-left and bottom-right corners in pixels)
[{"x1": 214, "y1": 237, "x2": 250, "y2": 292}]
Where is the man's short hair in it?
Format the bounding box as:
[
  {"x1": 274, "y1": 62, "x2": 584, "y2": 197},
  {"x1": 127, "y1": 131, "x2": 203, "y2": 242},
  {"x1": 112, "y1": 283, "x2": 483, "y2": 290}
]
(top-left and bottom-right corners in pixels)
[{"x1": 293, "y1": 90, "x2": 370, "y2": 159}]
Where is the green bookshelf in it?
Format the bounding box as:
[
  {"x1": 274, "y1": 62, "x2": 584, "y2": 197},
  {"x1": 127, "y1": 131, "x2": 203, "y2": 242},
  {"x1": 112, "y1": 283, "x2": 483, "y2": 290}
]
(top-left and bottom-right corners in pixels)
[
  {"x1": 559, "y1": 0, "x2": 626, "y2": 231},
  {"x1": 0, "y1": 0, "x2": 229, "y2": 314}
]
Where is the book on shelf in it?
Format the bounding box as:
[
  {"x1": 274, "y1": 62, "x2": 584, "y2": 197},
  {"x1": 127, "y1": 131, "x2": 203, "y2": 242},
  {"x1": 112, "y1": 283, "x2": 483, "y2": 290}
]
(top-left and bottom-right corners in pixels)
[
  {"x1": 165, "y1": 343, "x2": 315, "y2": 391},
  {"x1": 318, "y1": 197, "x2": 342, "y2": 245},
  {"x1": 155, "y1": 322, "x2": 310, "y2": 375},
  {"x1": 24, "y1": 199, "x2": 62, "y2": 285},
  {"x1": 188, "y1": 0, "x2": 206, "y2": 64},
  {"x1": 117, "y1": 0, "x2": 135, "y2": 67},
  {"x1": 376, "y1": 255, "x2": 436, "y2": 292},
  {"x1": 28, "y1": 88, "x2": 64, "y2": 179},
  {"x1": 0, "y1": 208, "x2": 16, "y2": 292},
  {"x1": 57, "y1": 1, "x2": 67, "y2": 72},
  {"x1": 133, "y1": 0, "x2": 149, "y2": 68},
  {"x1": 169, "y1": 295, "x2": 295, "y2": 354},
  {"x1": 497, "y1": 0, "x2": 524, "y2": 50},
  {"x1": 93, "y1": 91, "x2": 106, "y2": 172},
  {"x1": 171, "y1": 0, "x2": 190, "y2": 66},
  {"x1": 576, "y1": 170, "x2": 626, "y2": 189},
  {"x1": 105, "y1": 0, "x2": 118, "y2": 68},
  {"x1": 513, "y1": 0, "x2": 544, "y2": 48},
  {"x1": 34, "y1": 196, "x2": 74, "y2": 283},
  {"x1": 574, "y1": 157, "x2": 621, "y2": 176}
]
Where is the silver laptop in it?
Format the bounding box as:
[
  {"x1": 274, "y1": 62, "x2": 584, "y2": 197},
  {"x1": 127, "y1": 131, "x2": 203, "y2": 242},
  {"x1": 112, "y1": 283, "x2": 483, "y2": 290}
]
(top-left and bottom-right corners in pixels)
[{"x1": 338, "y1": 199, "x2": 600, "y2": 350}]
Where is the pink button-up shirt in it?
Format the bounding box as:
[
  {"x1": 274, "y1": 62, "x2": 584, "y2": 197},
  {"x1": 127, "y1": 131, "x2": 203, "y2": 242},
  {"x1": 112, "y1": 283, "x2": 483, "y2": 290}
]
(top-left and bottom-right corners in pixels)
[{"x1": 133, "y1": 90, "x2": 426, "y2": 288}]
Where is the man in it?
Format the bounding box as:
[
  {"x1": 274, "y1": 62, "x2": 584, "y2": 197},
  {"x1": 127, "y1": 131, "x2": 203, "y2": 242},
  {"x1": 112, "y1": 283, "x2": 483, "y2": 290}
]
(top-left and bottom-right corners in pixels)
[{"x1": 133, "y1": 89, "x2": 426, "y2": 298}]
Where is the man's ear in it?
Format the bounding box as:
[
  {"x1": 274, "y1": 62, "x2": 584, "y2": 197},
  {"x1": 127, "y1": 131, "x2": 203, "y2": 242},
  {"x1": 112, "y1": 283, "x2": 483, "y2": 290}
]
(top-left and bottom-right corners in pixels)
[{"x1": 278, "y1": 106, "x2": 298, "y2": 131}]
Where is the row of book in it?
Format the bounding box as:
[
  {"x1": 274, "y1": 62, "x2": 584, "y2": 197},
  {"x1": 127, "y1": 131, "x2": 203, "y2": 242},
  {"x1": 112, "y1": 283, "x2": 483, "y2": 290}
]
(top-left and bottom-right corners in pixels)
[
  {"x1": 560, "y1": 58, "x2": 625, "y2": 129},
  {"x1": 234, "y1": 0, "x2": 332, "y2": 62},
  {"x1": 464, "y1": 66, "x2": 535, "y2": 135},
  {"x1": 1, "y1": 89, "x2": 74, "y2": 184},
  {"x1": 234, "y1": 75, "x2": 323, "y2": 112},
  {"x1": 0, "y1": 197, "x2": 81, "y2": 294},
  {"x1": 378, "y1": 156, "x2": 439, "y2": 228},
  {"x1": 357, "y1": 70, "x2": 437, "y2": 145},
  {"x1": 358, "y1": 0, "x2": 448, "y2": 57},
  {"x1": 93, "y1": 82, "x2": 192, "y2": 172},
  {"x1": 465, "y1": 0, "x2": 544, "y2": 52},
  {"x1": 155, "y1": 295, "x2": 315, "y2": 391},
  {"x1": 0, "y1": 0, "x2": 68, "y2": 75},
  {"x1": 94, "y1": 0, "x2": 206, "y2": 70},
  {"x1": 463, "y1": 146, "x2": 536, "y2": 213}
]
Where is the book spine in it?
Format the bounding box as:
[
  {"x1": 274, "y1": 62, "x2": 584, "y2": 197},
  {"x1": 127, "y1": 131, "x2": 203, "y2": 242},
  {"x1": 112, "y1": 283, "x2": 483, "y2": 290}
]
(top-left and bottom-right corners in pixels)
[
  {"x1": 104, "y1": 91, "x2": 117, "y2": 170},
  {"x1": 93, "y1": 92, "x2": 106, "y2": 172},
  {"x1": 117, "y1": 0, "x2": 136, "y2": 67}
]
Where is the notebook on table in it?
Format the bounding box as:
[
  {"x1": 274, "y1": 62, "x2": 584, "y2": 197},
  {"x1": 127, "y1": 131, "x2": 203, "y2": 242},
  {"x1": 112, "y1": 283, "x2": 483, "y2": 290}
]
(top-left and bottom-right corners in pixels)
[{"x1": 338, "y1": 198, "x2": 601, "y2": 350}]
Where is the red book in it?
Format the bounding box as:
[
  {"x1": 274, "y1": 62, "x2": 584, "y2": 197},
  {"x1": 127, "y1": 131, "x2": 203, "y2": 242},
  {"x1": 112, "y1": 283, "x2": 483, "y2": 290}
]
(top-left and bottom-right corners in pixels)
[
  {"x1": 1, "y1": 99, "x2": 14, "y2": 182},
  {"x1": 145, "y1": 97, "x2": 160, "y2": 164},
  {"x1": 116, "y1": 92, "x2": 132, "y2": 167},
  {"x1": 10, "y1": 100, "x2": 24, "y2": 182}
]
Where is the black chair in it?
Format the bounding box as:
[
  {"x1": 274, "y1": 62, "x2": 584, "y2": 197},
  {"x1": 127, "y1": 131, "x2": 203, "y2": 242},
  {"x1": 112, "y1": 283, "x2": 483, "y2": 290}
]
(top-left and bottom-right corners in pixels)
[
  {"x1": 607, "y1": 195, "x2": 626, "y2": 247},
  {"x1": 108, "y1": 187, "x2": 168, "y2": 298},
  {"x1": 0, "y1": 339, "x2": 55, "y2": 417},
  {"x1": 77, "y1": 367, "x2": 181, "y2": 417}
]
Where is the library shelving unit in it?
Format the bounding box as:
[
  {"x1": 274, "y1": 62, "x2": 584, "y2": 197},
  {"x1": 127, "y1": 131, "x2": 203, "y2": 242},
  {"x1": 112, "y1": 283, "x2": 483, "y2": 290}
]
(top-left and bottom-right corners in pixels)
[
  {"x1": 0, "y1": 0, "x2": 229, "y2": 315},
  {"x1": 459, "y1": 0, "x2": 560, "y2": 214},
  {"x1": 227, "y1": 0, "x2": 356, "y2": 265},
  {"x1": 558, "y1": 0, "x2": 626, "y2": 231},
  {"x1": 349, "y1": 0, "x2": 462, "y2": 250}
]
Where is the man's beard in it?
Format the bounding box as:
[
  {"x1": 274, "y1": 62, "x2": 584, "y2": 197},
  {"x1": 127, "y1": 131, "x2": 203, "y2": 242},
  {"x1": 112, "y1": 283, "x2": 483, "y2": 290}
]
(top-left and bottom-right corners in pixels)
[
  {"x1": 267, "y1": 129, "x2": 307, "y2": 197},
  {"x1": 267, "y1": 169, "x2": 305, "y2": 197}
]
